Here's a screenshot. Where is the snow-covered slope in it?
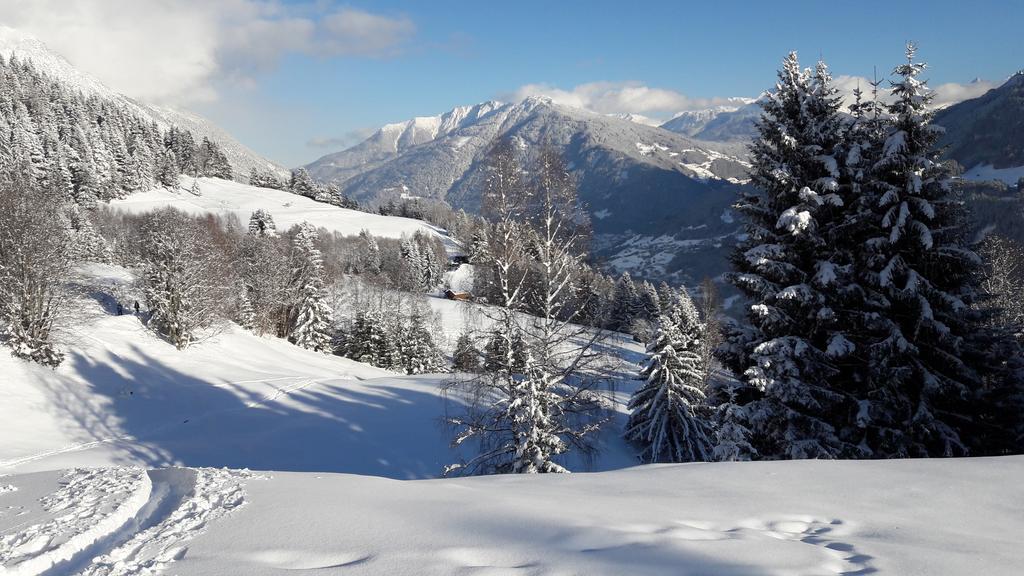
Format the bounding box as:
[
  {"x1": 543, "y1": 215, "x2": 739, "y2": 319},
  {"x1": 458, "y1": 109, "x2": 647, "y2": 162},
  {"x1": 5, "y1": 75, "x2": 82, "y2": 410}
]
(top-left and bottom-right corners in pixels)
[
  {"x1": 0, "y1": 263, "x2": 639, "y2": 477},
  {"x1": 109, "y1": 177, "x2": 458, "y2": 251},
  {"x1": 2, "y1": 266, "x2": 1021, "y2": 576},
  {"x1": 0, "y1": 26, "x2": 287, "y2": 180}
]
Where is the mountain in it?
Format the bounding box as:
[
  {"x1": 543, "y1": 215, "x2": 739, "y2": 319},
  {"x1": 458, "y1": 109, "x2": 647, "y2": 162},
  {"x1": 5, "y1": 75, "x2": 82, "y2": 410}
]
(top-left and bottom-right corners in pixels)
[
  {"x1": 306, "y1": 98, "x2": 752, "y2": 283},
  {"x1": 307, "y1": 101, "x2": 506, "y2": 185},
  {"x1": 935, "y1": 72, "x2": 1024, "y2": 177},
  {"x1": 0, "y1": 26, "x2": 287, "y2": 180},
  {"x1": 661, "y1": 101, "x2": 761, "y2": 142},
  {"x1": 659, "y1": 98, "x2": 757, "y2": 137}
]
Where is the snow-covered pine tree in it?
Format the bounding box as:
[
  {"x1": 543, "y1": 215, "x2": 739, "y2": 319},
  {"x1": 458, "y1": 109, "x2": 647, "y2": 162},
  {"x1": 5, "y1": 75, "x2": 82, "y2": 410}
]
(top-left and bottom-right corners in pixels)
[
  {"x1": 611, "y1": 272, "x2": 640, "y2": 332},
  {"x1": 719, "y1": 53, "x2": 861, "y2": 460},
  {"x1": 854, "y1": 44, "x2": 1020, "y2": 457},
  {"x1": 288, "y1": 222, "x2": 334, "y2": 353},
  {"x1": 343, "y1": 309, "x2": 400, "y2": 369},
  {"x1": 638, "y1": 281, "x2": 662, "y2": 320},
  {"x1": 398, "y1": 310, "x2": 445, "y2": 374},
  {"x1": 626, "y1": 290, "x2": 714, "y2": 463},
  {"x1": 357, "y1": 229, "x2": 382, "y2": 275},
  {"x1": 248, "y1": 209, "x2": 277, "y2": 237},
  {"x1": 508, "y1": 353, "x2": 569, "y2": 474},
  {"x1": 452, "y1": 331, "x2": 482, "y2": 372},
  {"x1": 288, "y1": 168, "x2": 317, "y2": 198}
]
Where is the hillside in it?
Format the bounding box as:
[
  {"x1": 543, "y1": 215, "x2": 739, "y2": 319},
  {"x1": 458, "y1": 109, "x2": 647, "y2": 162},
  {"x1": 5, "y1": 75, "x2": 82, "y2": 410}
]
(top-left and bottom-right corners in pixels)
[
  {"x1": 0, "y1": 26, "x2": 287, "y2": 181},
  {"x1": 2, "y1": 266, "x2": 1021, "y2": 575},
  {"x1": 0, "y1": 263, "x2": 641, "y2": 476},
  {"x1": 935, "y1": 72, "x2": 1024, "y2": 178},
  {"x1": 109, "y1": 177, "x2": 458, "y2": 252}
]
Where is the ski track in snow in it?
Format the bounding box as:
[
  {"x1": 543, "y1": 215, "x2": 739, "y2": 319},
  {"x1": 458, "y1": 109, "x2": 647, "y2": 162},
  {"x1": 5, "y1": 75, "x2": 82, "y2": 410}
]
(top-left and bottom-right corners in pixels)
[
  {"x1": 0, "y1": 467, "x2": 151, "y2": 576},
  {"x1": 0, "y1": 468, "x2": 251, "y2": 576}
]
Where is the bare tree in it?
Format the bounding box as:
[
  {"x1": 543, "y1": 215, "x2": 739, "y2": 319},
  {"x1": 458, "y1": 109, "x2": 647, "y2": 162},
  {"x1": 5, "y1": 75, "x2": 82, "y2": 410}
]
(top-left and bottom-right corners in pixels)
[
  {"x1": 139, "y1": 208, "x2": 234, "y2": 349},
  {"x1": 697, "y1": 277, "x2": 723, "y2": 387},
  {"x1": 979, "y1": 234, "x2": 1024, "y2": 339},
  {"x1": 445, "y1": 143, "x2": 612, "y2": 476},
  {"x1": 0, "y1": 180, "x2": 74, "y2": 366}
]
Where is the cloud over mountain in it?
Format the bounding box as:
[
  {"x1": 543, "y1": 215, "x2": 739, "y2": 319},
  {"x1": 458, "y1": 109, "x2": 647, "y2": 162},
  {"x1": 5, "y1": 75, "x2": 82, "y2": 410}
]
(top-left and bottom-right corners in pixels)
[{"x1": 0, "y1": 0, "x2": 415, "y2": 105}]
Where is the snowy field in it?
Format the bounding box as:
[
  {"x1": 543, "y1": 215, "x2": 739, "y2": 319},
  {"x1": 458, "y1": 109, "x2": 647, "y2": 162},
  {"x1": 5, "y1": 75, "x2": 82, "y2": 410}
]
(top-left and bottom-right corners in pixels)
[
  {"x1": 962, "y1": 163, "x2": 1024, "y2": 185},
  {"x1": 2, "y1": 248, "x2": 1022, "y2": 575},
  {"x1": 108, "y1": 177, "x2": 459, "y2": 252},
  {"x1": 3, "y1": 458, "x2": 1022, "y2": 575}
]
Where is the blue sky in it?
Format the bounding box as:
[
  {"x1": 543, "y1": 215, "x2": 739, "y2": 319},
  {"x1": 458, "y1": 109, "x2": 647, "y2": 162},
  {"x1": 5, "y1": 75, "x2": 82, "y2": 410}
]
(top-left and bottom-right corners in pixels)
[{"x1": 12, "y1": 0, "x2": 1021, "y2": 167}]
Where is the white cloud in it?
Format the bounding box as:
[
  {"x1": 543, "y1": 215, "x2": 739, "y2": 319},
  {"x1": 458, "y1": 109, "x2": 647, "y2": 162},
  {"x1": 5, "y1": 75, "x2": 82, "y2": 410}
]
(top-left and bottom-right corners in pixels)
[
  {"x1": 832, "y1": 74, "x2": 997, "y2": 110},
  {"x1": 508, "y1": 81, "x2": 752, "y2": 120},
  {"x1": 0, "y1": 0, "x2": 415, "y2": 105},
  {"x1": 511, "y1": 73, "x2": 998, "y2": 123}
]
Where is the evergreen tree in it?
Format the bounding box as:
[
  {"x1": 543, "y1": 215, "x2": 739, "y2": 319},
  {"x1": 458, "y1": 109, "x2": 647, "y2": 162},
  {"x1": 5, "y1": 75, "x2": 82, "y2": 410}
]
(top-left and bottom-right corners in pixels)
[
  {"x1": 248, "y1": 209, "x2": 277, "y2": 237},
  {"x1": 453, "y1": 331, "x2": 482, "y2": 372},
  {"x1": 611, "y1": 272, "x2": 640, "y2": 331},
  {"x1": 288, "y1": 223, "x2": 333, "y2": 353},
  {"x1": 625, "y1": 291, "x2": 713, "y2": 463},
  {"x1": 398, "y1": 310, "x2": 445, "y2": 374},
  {"x1": 289, "y1": 168, "x2": 317, "y2": 198},
  {"x1": 855, "y1": 44, "x2": 1015, "y2": 457},
  {"x1": 357, "y1": 229, "x2": 382, "y2": 275},
  {"x1": 343, "y1": 309, "x2": 400, "y2": 369},
  {"x1": 719, "y1": 53, "x2": 860, "y2": 460},
  {"x1": 508, "y1": 353, "x2": 569, "y2": 474}
]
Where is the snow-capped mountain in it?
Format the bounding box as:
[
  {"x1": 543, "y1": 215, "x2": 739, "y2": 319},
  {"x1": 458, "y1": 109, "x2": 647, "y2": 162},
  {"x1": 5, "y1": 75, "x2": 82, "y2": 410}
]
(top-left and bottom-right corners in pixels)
[
  {"x1": 307, "y1": 97, "x2": 753, "y2": 283},
  {"x1": 661, "y1": 100, "x2": 761, "y2": 142},
  {"x1": 308, "y1": 101, "x2": 506, "y2": 185},
  {"x1": 659, "y1": 98, "x2": 757, "y2": 137},
  {"x1": 0, "y1": 26, "x2": 287, "y2": 179}
]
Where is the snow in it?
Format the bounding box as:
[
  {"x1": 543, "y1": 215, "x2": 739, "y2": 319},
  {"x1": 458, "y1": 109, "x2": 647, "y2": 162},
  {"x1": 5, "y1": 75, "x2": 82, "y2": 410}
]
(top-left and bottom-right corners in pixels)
[
  {"x1": 1, "y1": 242, "x2": 1020, "y2": 576},
  {"x1": 109, "y1": 177, "x2": 458, "y2": 252},
  {"x1": 962, "y1": 163, "x2": 1024, "y2": 185},
  {"x1": 3, "y1": 458, "x2": 1022, "y2": 575},
  {"x1": 1, "y1": 264, "x2": 639, "y2": 478}
]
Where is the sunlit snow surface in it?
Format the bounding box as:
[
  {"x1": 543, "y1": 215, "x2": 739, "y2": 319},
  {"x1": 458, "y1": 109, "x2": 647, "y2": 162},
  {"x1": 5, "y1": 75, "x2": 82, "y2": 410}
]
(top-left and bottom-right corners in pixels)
[{"x1": 1, "y1": 244, "x2": 1021, "y2": 575}]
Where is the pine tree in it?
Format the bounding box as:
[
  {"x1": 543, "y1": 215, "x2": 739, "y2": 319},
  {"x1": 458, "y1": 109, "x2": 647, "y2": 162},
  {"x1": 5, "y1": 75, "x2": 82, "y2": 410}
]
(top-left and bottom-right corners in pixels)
[
  {"x1": 357, "y1": 229, "x2": 382, "y2": 275},
  {"x1": 611, "y1": 272, "x2": 640, "y2": 332},
  {"x1": 508, "y1": 353, "x2": 569, "y2": 474},
  {"x1": 854, "y1": 44, "x2": 1013, "y2": 457},
  {"x1": 343, "y1": 309, "x2": 400, "y2": 369},
  {"x1": 248, "y1": 209, "x2": 277, "y2": 237},
  {"x1": 398, "y1": 311, "x2": 445, "y2": 374},
  {"x1": 626, "y1": 291, "x2": 714, "y2": 463},
  {"x1": 719, "y1": 53, "x2": 860, "y2": 460},
  {"x1": 288, "y1": 223, "x2": 333, "y2": 353},
  {"x1": 452, "y1": 331, "x2": 482, "y2": 372},
  {"x1": 289, "y1": 168, "x2": 317, "y2": 198}
]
